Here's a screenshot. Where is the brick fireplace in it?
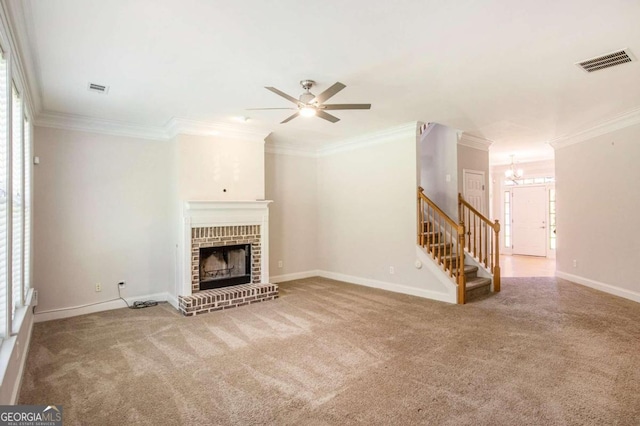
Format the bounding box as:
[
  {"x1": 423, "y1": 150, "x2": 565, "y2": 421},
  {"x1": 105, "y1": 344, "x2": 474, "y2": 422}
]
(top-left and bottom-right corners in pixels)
[
  {"x1": 177, "y1": 201, "x2": 277, "y2": 316},
  {"x1": 191, "y1": 225, "x2": 260, "y2": 292}
]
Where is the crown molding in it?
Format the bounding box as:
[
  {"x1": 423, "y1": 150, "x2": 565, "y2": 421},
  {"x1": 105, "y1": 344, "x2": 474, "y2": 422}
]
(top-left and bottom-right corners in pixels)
[
  {"x1": 264, "y1": 144, "x2": 318, "y2": 158},
  {"x1": 35, "y1": 112, "x2": 169, "y2": 140},
  {"x1": 550, "y1": 107, "x2": 640, "y2": 150},
  {"x1": 457, "y1": 132, "x2": 493, "y2": 151},
  {"x1": 418, "y1": 122, "x2": 435, "y2": 140},
  {"x1": 317, "y1": 122, "x2": 418, "y2": 157},
  {"x1": 34, "y1": 111, "x2": 272, "y2": 142},
  {"x1": 264, "y1": 122, "x2": 419, "y2": 158},
  {"x1": 166, "y1": 118, "x2": 270, "y2": 143}
]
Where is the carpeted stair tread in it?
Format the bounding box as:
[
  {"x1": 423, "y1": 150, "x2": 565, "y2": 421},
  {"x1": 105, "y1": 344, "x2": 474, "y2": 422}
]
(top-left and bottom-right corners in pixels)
[
  {"x1": 465, "y1": 276, "x2": 491, "y2": 291},
  {"x1": 464, "y1": 265, "x2": 478, "y2": 275},
  {"x1": 421, "y1": 231, "x2": 440, "y2": 237},
  {"x1": 453, "y1": 265, "x2": 478, "y2": 277},
  {"x1": 421, "y1": 231, "x2": 441, "y2": 242},
  {"x1": 429, "y1": 242, "x2": 452, "y2": 252}
]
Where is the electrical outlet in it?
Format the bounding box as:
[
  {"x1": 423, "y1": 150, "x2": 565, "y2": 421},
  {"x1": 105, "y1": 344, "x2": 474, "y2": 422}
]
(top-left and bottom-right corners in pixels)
[
  {"x1": 278, "y1": 260, "x2": 283, "y2": 268},
  {"x1": 118, "y1": 281, "x2": 126, "y2": 289},
  {"x1": 95, "y1": 283, "x2": 102, "y2": 292},
  {"x1": 32, "y1": 289, "x2": 38, "y2": 306},
  {"x1": 572, "y1": 259, "x2": 577, "y2": 268},
  {"x1": 389, "y1": 266, "x2": 395, "y2": 274}
]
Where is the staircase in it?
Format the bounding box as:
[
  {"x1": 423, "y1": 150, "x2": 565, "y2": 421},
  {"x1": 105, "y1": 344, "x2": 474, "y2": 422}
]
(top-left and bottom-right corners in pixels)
[
  {"x1": 462, "y1": 265, "x2": 491, "y2": 300},
  {"x1": 418, "y1": 188, "x2": 500, "y2": 304}
]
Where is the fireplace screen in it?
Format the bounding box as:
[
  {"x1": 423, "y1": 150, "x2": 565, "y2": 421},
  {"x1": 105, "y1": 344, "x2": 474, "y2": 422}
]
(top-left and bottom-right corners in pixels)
[{"x1": 199, "y1": 244, "x2": 251, "y2": 290}]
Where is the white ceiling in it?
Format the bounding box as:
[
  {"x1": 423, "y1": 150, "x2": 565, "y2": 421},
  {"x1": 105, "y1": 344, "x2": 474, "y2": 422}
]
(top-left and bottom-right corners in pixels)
[{"x1": 9, "y1": 0, "x2": 640, "y2": 163}]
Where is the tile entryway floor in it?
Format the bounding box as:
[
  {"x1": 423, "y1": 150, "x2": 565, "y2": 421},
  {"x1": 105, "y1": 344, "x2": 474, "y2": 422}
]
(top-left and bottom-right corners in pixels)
[{"x1": 500, "y1": 255, "x2": 555, "y2": 277}]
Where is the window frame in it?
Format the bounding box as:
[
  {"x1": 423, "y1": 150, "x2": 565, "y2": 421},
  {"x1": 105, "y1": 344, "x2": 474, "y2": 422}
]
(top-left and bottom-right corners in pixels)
[{"x1": 0, "y1": 34, "x2": 35, "y2": 342}]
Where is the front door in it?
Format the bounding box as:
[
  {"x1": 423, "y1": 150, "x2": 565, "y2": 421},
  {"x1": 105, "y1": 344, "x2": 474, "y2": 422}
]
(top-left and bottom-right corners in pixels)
[{"x1": 512, "y1": 186, "x2": 547, "y2": 256}]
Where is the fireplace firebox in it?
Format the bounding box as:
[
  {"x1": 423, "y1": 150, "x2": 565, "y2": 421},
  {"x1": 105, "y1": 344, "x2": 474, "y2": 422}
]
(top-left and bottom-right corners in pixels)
[{"x1": 199, "y1": 244, "x2": 251, "y2": 290}]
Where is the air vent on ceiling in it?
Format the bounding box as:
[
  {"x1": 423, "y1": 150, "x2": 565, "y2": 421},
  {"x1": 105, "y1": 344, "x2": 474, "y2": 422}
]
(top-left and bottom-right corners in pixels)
[
  {"x1": 87, "y1": 82, "x2": 109, "y2": 94},
  {"x1": 576, "y1": 49, "x2": 634, "y2": 73}
]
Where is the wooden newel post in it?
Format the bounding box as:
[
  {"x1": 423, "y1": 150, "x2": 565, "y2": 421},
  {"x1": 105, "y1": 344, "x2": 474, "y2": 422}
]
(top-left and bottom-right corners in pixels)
[
  {"x1": 457, "y1": 221, "x2": 466, "y2": 304},
  {"x1": 493, "y1": 219, "x2": 501, "y2": 293}
]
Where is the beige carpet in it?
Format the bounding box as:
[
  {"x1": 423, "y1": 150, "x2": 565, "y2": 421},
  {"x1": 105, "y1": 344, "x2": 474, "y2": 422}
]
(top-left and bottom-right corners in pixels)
[{"x1": 19, "y1": 277, "x2": 640, "y2": 425}]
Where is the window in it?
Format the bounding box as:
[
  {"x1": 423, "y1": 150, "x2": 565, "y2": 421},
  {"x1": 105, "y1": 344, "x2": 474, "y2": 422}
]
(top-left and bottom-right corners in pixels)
[
  {"x1": 549, "y1": 188, "x2": 556, "y2": 250},
  {"x1": 504, "y1": 191, "x2": 511, "y2": 248},
  {"x1": 0, "y1": 43, "x2": 33, "y2": 342},
  {"x1": 11, "y1": 84, "x2": 23, "y2": 318},
  {"x1": 0, "y1": 49, "x2": 7, "y2": 338},
  {"x1": 23, "y1": 115, "x2": 30, "y2": 294},
  {"x1": 505, "y1": 176, "x2": 554, "y2": 187}
]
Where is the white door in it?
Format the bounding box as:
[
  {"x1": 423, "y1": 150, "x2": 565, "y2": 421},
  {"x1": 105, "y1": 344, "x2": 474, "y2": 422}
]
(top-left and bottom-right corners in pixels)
[
  {"x1": 463, "y1": 170, "x2": 485, "y2": 215},
  {"x1": 463, "y1": 170, "x2": 486, "y2": 253},
  {"x1": 512, "y1": 186, "x2": 547, "y2": 256}
]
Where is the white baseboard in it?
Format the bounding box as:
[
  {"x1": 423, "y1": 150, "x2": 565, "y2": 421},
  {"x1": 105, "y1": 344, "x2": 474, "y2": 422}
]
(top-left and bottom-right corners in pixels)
[
  {"x1": 166, "y1": 293, "x2": 179, "y2": 310},
  {"x1": 317, "y1": 270, "x2": 454, "y2": 304},
  {"x1": 556, "y1": 271, "x2": 640, "y2": 304},
  {"x1": 34, "y1": 292, "x2": 172, "y2": 322},
  {"x1": 270, "y1": 270, "x2": 320, "y2": 283}
]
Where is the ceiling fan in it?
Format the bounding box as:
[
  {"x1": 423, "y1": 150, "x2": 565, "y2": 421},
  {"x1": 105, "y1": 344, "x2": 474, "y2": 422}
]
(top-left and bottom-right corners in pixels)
[{"x1": 248, "y1": 80, "x2": 371, "y2": 124}]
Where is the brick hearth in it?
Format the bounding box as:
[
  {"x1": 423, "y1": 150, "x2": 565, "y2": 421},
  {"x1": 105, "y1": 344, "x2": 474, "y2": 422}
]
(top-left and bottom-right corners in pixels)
[{"x1": 178, "y1": 283, "x2": 278, "y2": 316}]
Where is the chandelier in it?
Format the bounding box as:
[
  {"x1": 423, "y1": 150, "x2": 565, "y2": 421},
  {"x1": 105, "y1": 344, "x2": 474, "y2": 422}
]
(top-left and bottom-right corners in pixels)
[{"x1": 505, "y1": 155, "x2": 523, "y2": 180}]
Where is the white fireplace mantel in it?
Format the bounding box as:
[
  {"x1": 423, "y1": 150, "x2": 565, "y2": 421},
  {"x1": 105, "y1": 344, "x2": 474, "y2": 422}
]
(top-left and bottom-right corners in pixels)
[
  {"x1": 184, "y1": 200, "x2": 273, "y2": 226},
  {"x1": 180, "y1": 200, "x2": 273, "y2": 297}
]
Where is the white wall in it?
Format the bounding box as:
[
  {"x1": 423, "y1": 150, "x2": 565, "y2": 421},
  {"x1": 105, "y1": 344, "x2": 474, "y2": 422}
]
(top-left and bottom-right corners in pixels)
[
  {"x1": 317, "y1": 124, "x2": 453, "y2": 301},
  {"x1": 175, "y1": 134, "x2": 264, "y2": 201},
  {"x1": 265, "y1": 153, "x2": 318, "y2": 279},
  {"x1": 420, "y1": 124, "x2": 459, "y2": 220},
  {"x1": 33, "y1": 127, "x2": 175, "y2": 315},
  {"x1": 555, "y1": 123, "x2": 640, "y2": 302}
]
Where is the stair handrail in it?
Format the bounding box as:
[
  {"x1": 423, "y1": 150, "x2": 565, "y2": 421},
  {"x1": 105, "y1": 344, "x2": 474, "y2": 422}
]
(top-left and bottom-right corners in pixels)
[
  {"x1": 418, "y1": 187, "x2": 466, "y2": 304},
  {"x1": 458, "y1": 193, "x2": 501, "y2": 292}
]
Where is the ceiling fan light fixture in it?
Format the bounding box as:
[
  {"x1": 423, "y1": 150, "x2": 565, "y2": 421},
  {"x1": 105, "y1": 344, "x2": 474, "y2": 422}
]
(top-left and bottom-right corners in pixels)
[
  {"x1": 300, "y1": 106, "x2": 316, "y2": 117},
  {"x1": 299, "y1": 92, "x2": 315, "y2": 104},
  {"x1": 255, "y1": 80, "x2": 370, "y2": 124}
]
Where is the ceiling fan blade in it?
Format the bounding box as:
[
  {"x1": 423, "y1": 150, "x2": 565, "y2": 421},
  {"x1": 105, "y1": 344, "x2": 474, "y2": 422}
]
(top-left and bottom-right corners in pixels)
[
  {"x1": 280, "y1": 112, "x2": 300, "y2": 124},
  {"x1": 265, "y1": 87, "x2": 301, "y2": 105},
  {"x1": 316, "y1": 110, "x2": 340, "y2": 123},
  {"x1": 246, "y1": 107, "x2": 296, "y2": 110},
  {"x1": 322, "y1": 103, "x2": 371, "y2": 110},
  {"x1": 312, "y1": 82, "x2": 346, "y2": 104}
]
